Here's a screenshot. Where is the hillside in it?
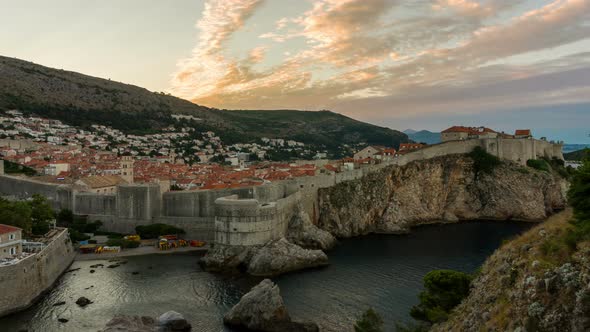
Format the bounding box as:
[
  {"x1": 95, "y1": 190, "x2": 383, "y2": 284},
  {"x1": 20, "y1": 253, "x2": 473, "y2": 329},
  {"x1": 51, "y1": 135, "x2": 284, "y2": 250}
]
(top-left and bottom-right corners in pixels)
[
  {"x1": 0, "y1": 55, "x2": 409, "y2": 155},
  {"x1": 404, "y1": 129, "x2": 441, "y2": 144},
  {"x1": 564, "y1": 148, "x2": 589, "y2": 161},
  {"x1": 433, "y1": 209, "x2": 590, "y2": 331}
]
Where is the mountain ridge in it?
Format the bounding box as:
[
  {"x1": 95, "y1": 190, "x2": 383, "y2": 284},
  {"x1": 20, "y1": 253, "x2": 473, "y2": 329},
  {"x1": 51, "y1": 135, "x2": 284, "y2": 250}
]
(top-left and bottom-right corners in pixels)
[{"x1": 0, "y1": 55, "x2": 409, "y2": 155}]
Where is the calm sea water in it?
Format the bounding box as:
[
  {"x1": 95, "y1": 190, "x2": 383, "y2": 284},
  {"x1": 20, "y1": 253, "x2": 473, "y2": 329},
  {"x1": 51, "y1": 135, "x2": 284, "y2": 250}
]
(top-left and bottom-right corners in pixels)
[{"x1": 0, "y1": 221, "x2": 532, "y2": 332}]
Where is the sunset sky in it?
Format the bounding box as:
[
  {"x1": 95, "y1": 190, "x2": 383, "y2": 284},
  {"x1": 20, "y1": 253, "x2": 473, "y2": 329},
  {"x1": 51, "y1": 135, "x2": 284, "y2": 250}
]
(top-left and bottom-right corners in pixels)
[{"x1": 1, "y1": 0, "x2": 589, "y2": 142}]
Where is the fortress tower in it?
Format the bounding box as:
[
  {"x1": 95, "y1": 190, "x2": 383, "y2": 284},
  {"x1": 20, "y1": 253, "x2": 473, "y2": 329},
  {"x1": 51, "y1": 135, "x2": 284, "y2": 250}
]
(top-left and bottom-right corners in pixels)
[{"x1": 119, "y1": 155, "x2": 134, "y2": 183}]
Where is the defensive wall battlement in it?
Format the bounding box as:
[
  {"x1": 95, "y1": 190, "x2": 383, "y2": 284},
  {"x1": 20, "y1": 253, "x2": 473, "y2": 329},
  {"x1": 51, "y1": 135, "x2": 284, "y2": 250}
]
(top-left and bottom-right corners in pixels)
[{"x1": 0, "y1": 138, "x2": 562, "y2": 246}]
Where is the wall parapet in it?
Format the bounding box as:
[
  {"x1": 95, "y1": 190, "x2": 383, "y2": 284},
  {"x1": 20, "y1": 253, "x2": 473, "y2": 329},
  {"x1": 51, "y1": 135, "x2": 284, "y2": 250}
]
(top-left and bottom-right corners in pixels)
[{"x1": 0, "y1": 228, "x2": 75, "y2": 317}]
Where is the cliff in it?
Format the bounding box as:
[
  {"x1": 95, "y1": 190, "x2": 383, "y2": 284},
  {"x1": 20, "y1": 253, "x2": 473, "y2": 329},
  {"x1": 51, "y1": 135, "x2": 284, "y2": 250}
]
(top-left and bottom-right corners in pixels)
[
  {"x1": 432, "y1": 209, "x2": 590, "y2": 331},
  {"x1": 318, "y1": 155, "x2": 568, "y2": 238}
]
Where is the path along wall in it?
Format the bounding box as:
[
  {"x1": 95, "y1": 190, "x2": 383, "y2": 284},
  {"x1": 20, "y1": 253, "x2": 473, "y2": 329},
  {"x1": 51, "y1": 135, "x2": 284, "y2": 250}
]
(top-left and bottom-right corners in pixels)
[{"x1": 0, "y1": 228, "x2": 75, "y2": 317}]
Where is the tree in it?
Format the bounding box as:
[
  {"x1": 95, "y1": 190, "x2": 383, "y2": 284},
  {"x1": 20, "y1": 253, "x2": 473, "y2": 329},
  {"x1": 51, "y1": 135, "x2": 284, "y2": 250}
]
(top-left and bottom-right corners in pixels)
[
  {"x1": 29, "y1": 194, "x2": 54, "y2": 235},
  {"x1": 410, "y1": 270, "x2": 473, "y2": 324},
  {"x1": 566, "y1": 155, "x2": 590, "y2": 245},
  {"x1": 0, "y1": 199, "x2": 32, "y2": 234},
  {"x1": 354, "y1": 308, "x2": 384, "y2": 332},
  {"x1": 56, "y1": 209, "x2": 74, "y2": 226}
]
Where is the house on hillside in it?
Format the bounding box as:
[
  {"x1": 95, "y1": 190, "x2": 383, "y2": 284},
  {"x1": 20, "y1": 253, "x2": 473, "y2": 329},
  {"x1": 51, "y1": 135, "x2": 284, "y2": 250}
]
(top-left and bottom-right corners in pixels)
[
  {"x1": 441, "y1": 126, "x2": 498, "y2": 142},
  {"x1": 376, "y1": 148, "x2": 397, "y2": 161},
  {"x1": 354, "y1": 146, "x2": 388, "y2": 160},
  {"x1": 75, "y1": 175, "x2": 127, "y2": 194},
  {"x1": 0, "y1": 224, "x2": 22, "y2": 259},
  {"x1": 397, "y1": 143, "x2": 425, "y2": 155}
]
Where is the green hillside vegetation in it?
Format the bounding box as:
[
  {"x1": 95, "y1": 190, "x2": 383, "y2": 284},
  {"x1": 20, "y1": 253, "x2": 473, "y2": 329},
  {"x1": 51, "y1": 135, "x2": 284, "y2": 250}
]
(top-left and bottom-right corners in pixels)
[
  {"x1": 564, "y1": 148, "x2": 589, "y2": 161},
  {"x1": 0, "y1": 56, "x2": 409, "y2": 156}
]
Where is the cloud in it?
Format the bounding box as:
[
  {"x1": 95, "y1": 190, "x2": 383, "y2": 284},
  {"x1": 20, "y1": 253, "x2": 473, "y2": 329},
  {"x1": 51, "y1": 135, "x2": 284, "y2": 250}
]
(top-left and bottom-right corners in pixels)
[
  {"x1": 170, "y1": 0, "x2": 264, "y2": 98},
  {"x1": 170, "y1": 0, "x2": 590, "y2": 124}
]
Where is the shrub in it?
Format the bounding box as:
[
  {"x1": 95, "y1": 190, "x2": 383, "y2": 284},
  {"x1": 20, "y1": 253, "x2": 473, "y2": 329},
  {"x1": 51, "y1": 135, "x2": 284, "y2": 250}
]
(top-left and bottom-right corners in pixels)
[
  {"x1": 526, "y1": 159, "x2": 550, "y2": 172},
  {"x1": 354, "y1": 308, "x2": 383, "y2": 332},
  {"x1": 468, "y1": 147, "x2": 501, "y2": 175},
  {"x1": 135, "y1": 223, "x2": 185, "y2": 239},
  {"x1": 410, "y1": 270, "x2": 473, "y2": 324},
  {"x1": 70, "y1": 229, "x2": 90, "y2": 242}
]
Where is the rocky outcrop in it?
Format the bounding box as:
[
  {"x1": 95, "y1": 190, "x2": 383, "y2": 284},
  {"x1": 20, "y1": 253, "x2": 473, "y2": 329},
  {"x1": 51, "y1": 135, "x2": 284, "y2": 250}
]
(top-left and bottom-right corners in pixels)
[
  {"x1": 200, "y1": 238, "x2": 328, "y2": 277},
  {"x1": 433, "y1": 209, "x2": 590, "y2": 332},
  {"x1": 318, "y1": 155, "x2": 568, "y2": 238},
  {"x1": 248, "y1": 238, "x2": 329, "y2": 276},
  {"x1": 287, "y1": 206, "x2": 336, "y2": 250},
  {"x1": 100, "y1": 311, "x2": 191, "y2": 332},
  {"x1": 224, "y1": 279, "x2": 319, "y2": 332}
]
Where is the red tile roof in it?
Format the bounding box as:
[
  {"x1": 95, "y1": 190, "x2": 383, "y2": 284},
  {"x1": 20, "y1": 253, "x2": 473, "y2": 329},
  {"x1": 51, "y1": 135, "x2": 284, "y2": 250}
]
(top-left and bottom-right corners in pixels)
[
  {"x1": 0, "y1": 224, "x2": 21, "y2": 234},
  {"x1": 442, "y1": 126, "x2": 496, "y2": 135},
  {"x1": 515, "y1": 129, "x2": 531, "y2": 136}
]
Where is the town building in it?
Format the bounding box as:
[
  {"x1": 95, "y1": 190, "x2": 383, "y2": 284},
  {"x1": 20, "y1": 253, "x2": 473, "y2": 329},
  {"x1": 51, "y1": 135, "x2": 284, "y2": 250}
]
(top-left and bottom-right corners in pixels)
[
  {"x1": 75, "y1": 175, "x2": 127, "y2": 194},
  {"x1": 119, "y1": 155, "x2": 134, "y2": 183},
  {"x1": 354, "y1": 146, "x2": 384, "y2": 160},
  {"x1": 515, "y1": 129, "x2": 532, "y2": 139},
  {"x1": 398, "y1": 143, "x2": 425, "y2": 154},
  {"x1": 0, "y1": 224, "x2": 22, "y2": 259},
  {"x1": 441, "y1": 126, "x2": 498, "y2": 142}
]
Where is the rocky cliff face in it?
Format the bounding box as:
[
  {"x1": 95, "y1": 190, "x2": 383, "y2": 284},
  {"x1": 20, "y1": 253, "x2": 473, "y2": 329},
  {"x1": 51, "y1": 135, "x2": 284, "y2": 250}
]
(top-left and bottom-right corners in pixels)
[
  {"x1": 432, "y1": 209, "x2": 590, "y2": 332},
  {"x1": 318, "y1": 155, "x2": 568, "y2": 238}
]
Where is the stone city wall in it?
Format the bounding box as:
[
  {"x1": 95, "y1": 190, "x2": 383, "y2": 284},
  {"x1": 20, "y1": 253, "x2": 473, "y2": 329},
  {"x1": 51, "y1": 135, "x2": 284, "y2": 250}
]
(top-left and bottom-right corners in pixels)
[
  {"x1": 0, "y1": 139, "x2": 563, "y2": 246},
  {"x1": 0, "y1": 228, "x2": 75, "y2": 317}
]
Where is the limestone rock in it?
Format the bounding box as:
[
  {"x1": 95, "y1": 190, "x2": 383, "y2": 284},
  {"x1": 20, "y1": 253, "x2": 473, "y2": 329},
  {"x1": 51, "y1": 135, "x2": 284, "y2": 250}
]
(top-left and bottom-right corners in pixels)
[
  {"x1": 432, "y1": 210, "x2": 590, "y2": 332},
  {"x1": 100, "y1": 312, "x2": 192, "y2": 332},
  {"x1": 75, "y1": 296, "x2": 92, "y2": 307},
  {"x1": 318, "y1": 155, "x2": 568, "y2": 238},
  {"x1": 158, "y1": 311, "x2": 191, "y2": 331},
  {"x1": 200, "y1": 238, "x2": 328, "y2": 277},
  {"x1": 199, "y1": 244, "x2": 255, "y2": 273},
  {"x1": 100, "y1": 315, "x2": 157, "y2": 332},
  {"x1": 247, "y1": 238, "x2": 328, "y2": 277},
  {"x1": 287, "y1": 207, "x2": 336, "y2": 250},
  {"x1": 224, "y1": 279, "x2": 318, "y2": 332}
]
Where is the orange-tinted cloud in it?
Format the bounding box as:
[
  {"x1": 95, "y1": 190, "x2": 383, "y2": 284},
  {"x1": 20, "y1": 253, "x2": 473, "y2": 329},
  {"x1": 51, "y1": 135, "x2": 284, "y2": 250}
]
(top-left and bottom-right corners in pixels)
[{"x1": 170, "y1": 0, "x2": 590, "y2": 119}]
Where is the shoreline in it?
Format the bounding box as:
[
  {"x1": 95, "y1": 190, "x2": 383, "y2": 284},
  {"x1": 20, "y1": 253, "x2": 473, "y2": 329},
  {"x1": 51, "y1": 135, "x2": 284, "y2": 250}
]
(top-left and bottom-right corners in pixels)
[{"x1": 74, "y1": 245, "x2": 209, "y2": 261}]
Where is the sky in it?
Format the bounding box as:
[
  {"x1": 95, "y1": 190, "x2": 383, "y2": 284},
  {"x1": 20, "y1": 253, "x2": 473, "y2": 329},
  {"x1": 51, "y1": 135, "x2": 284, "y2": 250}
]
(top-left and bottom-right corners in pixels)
[{"x1": 1, "y1": 0, "x2": 589, "y2": 143}]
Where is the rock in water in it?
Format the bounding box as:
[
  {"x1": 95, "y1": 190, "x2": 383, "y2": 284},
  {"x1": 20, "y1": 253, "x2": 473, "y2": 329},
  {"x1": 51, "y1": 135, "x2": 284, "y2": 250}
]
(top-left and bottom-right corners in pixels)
[
  {"x1": 200, "y1": 238, "x2": 329, "y2": 277},
  {"x1": 199, "y1": 244, "x2": 255, "y2": 273},
  {"x1": 224, "y1": 279, "x2": 318, "y2": 332},
  {"x1": 247, "y1": 238, "x2": 328, "y2": 277},
  {"x1": 287, "y1": 207, "x2": 336, "y2": 250},
  {"x1": 75, "y1": 296, "x2": 92, "y2": 307},
  {"x1": 100, "y1": 315, "x2": 157, "y2": 332},
  {"x1": 158, "y1": 311, "x2": 191, "y2": 331}
]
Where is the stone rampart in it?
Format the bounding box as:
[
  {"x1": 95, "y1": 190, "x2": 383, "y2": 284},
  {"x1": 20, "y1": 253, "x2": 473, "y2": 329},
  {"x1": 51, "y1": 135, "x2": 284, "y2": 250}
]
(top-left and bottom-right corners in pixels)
[
  {"x1": 0, "y1": 228, "x2": 75, "y2": 317},
  {"x1": 0, "y1": 174, "x2": 72, "y2": 210},
  {"x1": 0, "y1": 139, "x2": 563, "y2": 246}
]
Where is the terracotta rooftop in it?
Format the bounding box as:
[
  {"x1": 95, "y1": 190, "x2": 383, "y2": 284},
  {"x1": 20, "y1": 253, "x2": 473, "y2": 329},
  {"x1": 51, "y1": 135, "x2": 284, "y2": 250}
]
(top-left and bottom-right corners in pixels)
[
  {"x1": 515, "y1": 129, "x2": 531, "y2": 136},
  {"x1": 442, "y1": 126, "x2": 497, "y2": 135},
  {"x1": 0, "y1": 224, "x2": 21, "y2": 235}
]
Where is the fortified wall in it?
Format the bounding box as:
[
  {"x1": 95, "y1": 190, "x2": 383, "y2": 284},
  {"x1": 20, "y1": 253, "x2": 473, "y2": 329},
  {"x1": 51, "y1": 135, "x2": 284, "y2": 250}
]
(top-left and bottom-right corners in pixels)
[
  {"x1": 0, "y1": 228, "x2": 75, "y2": 316},
  {"x1": 0, "y1": 138, "x2": 562, "y2": 246}
]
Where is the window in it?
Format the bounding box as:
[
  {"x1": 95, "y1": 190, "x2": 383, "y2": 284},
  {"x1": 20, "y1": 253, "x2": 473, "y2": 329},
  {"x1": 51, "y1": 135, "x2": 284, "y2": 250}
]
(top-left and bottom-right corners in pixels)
[
  {"x1": 9, "y1": 234, "x2": 15, "y2": 240},
  {"x1": 10, "y1": 247, "x2": 16, "y2": 255}
]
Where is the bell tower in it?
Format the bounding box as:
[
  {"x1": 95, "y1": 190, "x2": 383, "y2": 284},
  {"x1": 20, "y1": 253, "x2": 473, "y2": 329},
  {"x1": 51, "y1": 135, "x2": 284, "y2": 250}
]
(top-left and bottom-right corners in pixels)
[{"x1": 120, "y1": 154, "x2": 134, "y2": 183}]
